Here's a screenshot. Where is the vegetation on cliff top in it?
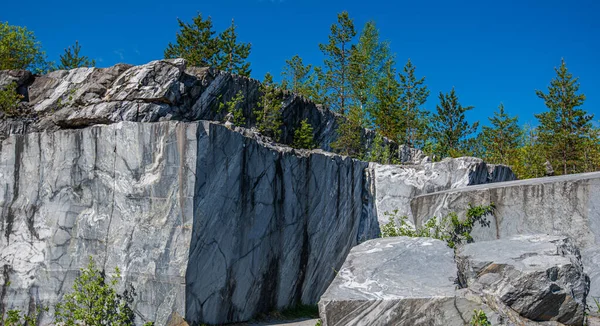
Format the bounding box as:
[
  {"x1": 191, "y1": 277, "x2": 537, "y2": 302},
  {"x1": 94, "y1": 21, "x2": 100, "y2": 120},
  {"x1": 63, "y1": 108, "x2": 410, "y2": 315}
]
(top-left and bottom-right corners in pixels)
[{"x1": 1, "y1": 11, "x2": 599, "y2": 177}]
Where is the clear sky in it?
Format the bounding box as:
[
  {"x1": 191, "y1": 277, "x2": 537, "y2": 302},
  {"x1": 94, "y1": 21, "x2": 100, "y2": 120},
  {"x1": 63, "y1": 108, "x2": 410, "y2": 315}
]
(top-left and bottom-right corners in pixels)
[{"x1": 2, "y1": 0, "x2": 598, "y2": 127}]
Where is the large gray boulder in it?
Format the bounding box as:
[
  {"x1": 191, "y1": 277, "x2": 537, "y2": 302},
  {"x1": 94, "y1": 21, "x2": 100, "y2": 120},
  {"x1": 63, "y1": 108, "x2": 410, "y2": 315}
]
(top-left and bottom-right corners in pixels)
[
  {"x1": 318, "y1": 237, "x2": 496, "y2": 326},
  {"x1": 457, "y1": 235, "x2": 589, "y2": 325},
  {"x1": 320, "y1": 236, "x2": 589, "y2": 326}
]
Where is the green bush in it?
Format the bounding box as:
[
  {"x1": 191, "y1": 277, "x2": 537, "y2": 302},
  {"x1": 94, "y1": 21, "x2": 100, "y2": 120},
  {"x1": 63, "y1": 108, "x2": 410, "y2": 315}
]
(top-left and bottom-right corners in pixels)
[
  {"x1": 381, "y1": 204, "x2": 495, "y2": 249},
  {"x1": 293, "y1": 119, "x2": 316, "y2": 149},
  {"x1": 470, "y1": 309, "x2": 492, "y2": 326},
  {"x1": 219, "y1": 90, "x2": 246, "y2": 126},
  {"x1": 54, "y1": 257, "x2": 154, "y2": 326},
  {"x1": 1, "y1": 307, "x2": 40, "y2": 326},
  {"x1": 0, "y1": 82, "x2": 23, "y2": 116}
]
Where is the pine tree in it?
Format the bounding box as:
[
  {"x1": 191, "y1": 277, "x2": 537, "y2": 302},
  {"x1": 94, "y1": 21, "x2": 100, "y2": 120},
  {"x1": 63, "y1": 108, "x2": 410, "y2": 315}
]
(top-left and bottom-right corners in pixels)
[
  {"x1": 366, "y1": 133, "x2": 392, "y2": 164},
  {"x1": 512, "y1": 124, "x2": 546, "y2": 179},
  {"x1": 372, "y1": 66, "x2": 401, "y2": 141},
  {"x1": 255, "y1": 72, "x2": 283, "y2": 141},
  {"x1": 59, "y1": 40, "x2": 95, "y2": 70},
  {"x1": 305, "y1": 66, "x2": 330, "y2": 105},
  {"x1": 282, "y1": 55, "x2": 312, "y2": 96},
  {"x1": 429, "y1": 88, "x2": 478, "y2": 158},
  {"x1": 293, "y1": 119, "x2": 316, "y2": 149},
  {"x1": 331, "y1": 105, "x2": 364, "y2": 157},
  {"x1": 318, "y1": 11, "x2": 356, "y2": 114},
  {"x1": 581, "y1": 125, "x2": 600, "y2": 173},
  {"x1": 349, "y1": 21, "x2": 394, "y2": 124},
  {"x1": 535, "y1": 59, "x2": 592, "y2": 175},
  {"x1": 481, "y1": 104, "x2": 522, "y2": 165},
  {"x1": 214, "y1": 19, "x2": 251, "y2": 77},
  {"x1": 164, "y1": 13, "x2": 219, "y2": 67},
  {"x1": 398, "y1": 59, "x2": 430, "y2": 147}
]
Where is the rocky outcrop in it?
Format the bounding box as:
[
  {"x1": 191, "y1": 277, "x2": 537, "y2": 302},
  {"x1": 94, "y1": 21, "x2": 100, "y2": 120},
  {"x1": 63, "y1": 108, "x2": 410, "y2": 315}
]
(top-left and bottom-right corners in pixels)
[
  {"x1": 411, "y1": 172, "x2": 600, "y2": 304},
  {"x1": 0, "y1": 59, "x2": 341, "y2": 151},
  {"x1": 457, "y1": 235, "x2": 589, "y2": 324},
  {"x1": 320, "y1": 235, "x2": 589, "y2": 326},
  {"x1": 369, "y1": 157, "x2": 516, "y2": 226},
  {"x1": 0, "y1": 120, "x2": 378, "y2": 325}
]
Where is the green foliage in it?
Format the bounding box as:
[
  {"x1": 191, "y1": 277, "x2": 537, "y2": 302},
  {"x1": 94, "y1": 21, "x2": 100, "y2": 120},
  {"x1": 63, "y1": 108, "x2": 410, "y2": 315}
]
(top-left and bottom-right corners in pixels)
[
  {"x1": 349, "y1": 21, "x2": 394, "y2": 124},
  {"x1": 481, "y1": 104, "x2": 522, "y2": 165},
  {"x1": 429, "y1": 88, "x2": 479, "y2": 158},
  {"x1": 535, "y1": 59, "x2": 592, "y2": 175},
  {"x1": 0, "y1": 21, "x2": 52, "y2": 73},
  {"x1": 0, "y1": 82, "x2": 23, "y2": 116},
  {"x1": 164, "y1": 14, "x2": 251, "y2": 76},
  {"x1": 1, "y1": 309, "x2": 40, "y2": 326},
  {"x1": 593, "y1": 297, "x2": 600, "y2": 314},
  {"x1": 331, "y1": 105, "x2": 364, "y2": 157},
  {"x1": 54, "y1": 257, "x2": 140, "y2": 326},
  {"x1": 366, "y1": 133, "x2": 392, "y2": 164},
  {"x1": 315, "y1": 320, "x2": 323, "y2": 326},
  {"x1": 164, "y1": 13, "x2": 218, "y2": 67},
  {"x1": 282, "y1": 55, "x2": 314, "y2": 98},
  {"x1": 293, "y1": 119, "x2": 316, "y2": 149},
  {"x1": 59, "y1": 40, "x2": 95, "y2": 70},
  {"x1": 381, "y1": 204, "x2": 495, "y2": 249},
  {"x1": 255, "y1": 73, "x2": 283, "y2": 141},
  {"x1": 470, "y1": 309, "x2": 492, "y2": 326},
  {"x1": 512, "y1": 124, "x2": 547, "y2": 179},
  {"x1": 397, "y1": 59, "x2": 430, "y2": 147},
  {"x1": 372, "y1": 66, "x2": 401, "y2": 141},
  {"x1": 318, "y1": 11, "x2": 357, "y2": 114},
  {"x1": 213, "y1": 19, "x2": 252, "y2": 77},
  {"x1": 219, "y1": 90, "x2": 246, "y2": 126}
]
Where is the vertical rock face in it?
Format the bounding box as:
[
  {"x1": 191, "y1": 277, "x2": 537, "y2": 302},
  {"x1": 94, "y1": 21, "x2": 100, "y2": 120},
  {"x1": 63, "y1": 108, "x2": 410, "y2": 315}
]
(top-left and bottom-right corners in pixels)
[
  {"x1": 369, "y1": 157, "x2": 516, "y2": 226},
  {"x1": 0, "y1": 121, "x2": 196, "y2": 325},
  {"x1": 186, "y1": 123, "x2": 376, "y2": 324},
  {"x1": 0, "y1": 120, "x2": 378, "y2": 325}
]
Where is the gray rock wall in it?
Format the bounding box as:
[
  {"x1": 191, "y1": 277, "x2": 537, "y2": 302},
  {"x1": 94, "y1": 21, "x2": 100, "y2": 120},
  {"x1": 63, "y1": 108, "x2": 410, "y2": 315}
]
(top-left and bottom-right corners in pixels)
[
  {"x1": 186, "y1": 123, "x2": 377, "y2": 324},
  {"x1": 0, "y1": 121, "x2": 196, "y2": 325},
  {"x1": 370, "y1": 157, "x2": 516, "y2": 227},
  {"x1": 410, "y1": 172, "x2": 600, "y2": 302},
  {"x1": 0, "y1": 120, "x2": 379, "y2": 325}
]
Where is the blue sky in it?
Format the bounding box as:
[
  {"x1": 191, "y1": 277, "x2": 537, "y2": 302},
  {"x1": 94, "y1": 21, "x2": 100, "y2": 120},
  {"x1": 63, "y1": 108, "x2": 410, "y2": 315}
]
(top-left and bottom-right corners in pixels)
[{"x1": 2, "y1": 0, "x2": 598, "y2": 127}]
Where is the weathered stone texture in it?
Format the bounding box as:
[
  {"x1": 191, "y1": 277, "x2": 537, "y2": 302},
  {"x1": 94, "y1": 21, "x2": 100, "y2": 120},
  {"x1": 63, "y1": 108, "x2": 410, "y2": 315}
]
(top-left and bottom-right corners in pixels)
[
  {"x1": 0, "y1": 60, "x2": 342, "y2": 151},
  {"x1": 457, "y1": 235, "x2": 589, "y2": 325},
  {"x1": 320, "y1": 235, "x2": 589, "y2": 326},
  {"x1": 0, "y1": 121, "x2": 196, "y2": 325},
  {"x1": 370, "y1": 157, "x2": 516, "y2": 226},
  {"x1": 0, "y1": 121, "x2": 378, "y2": 325},
  {"x1": 411, "y1": 172, "x2": 600, "y2": 305}
]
